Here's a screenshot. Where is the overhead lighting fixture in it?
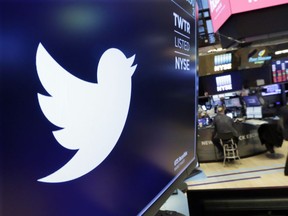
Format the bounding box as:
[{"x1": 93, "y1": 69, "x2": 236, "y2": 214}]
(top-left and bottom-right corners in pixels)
[
  {"x1": 208, "y1": 48, "x2": 225, "y2": 53},
  {"x1": 275, "y1": 49, "x2": 288, "y2": 55}
]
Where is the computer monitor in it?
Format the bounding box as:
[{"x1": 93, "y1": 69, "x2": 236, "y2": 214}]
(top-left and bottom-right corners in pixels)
[
  {"x1": 246, "y1": 106, "x2": 262, "y2": 119},
  {"x1": 253, "y1": 106, "x2": 263, "y2": 119},
  {"x1": 224, "y1": 97, "x2": 242, "y2": 108},
  {"x1": 261, "y1": 84, "x2": 282, "y2": 96},
  {"x1": 0, "y1": 0, "x2": 198, "y2": 215},
  {"x1": 243, "y1": 95, "x2": 262, "y2": 107},
  {"x1": 271, "y1": 58, "x2": 288, "y2": 83},
  {"x1": 246, "y1": 107, "x2": 254, "y2": 118}
]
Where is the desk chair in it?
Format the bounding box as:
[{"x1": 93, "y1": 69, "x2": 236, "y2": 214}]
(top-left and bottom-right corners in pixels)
[{"x1": 218, "y1": 132, "x2": 240, "y2": 166}]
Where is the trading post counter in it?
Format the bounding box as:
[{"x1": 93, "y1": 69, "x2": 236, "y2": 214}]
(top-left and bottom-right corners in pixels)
[{"x1": 197, "y1": 121, "x2": 267, "y2": 162}]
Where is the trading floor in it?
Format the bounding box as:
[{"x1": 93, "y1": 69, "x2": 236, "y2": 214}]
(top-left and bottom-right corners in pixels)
[
  {"x1": 186, "y1": 140, "x2": 288, "y2": 190},
  {"x1": 160, "y1": 141, "x2": 288, "y2": 215}
]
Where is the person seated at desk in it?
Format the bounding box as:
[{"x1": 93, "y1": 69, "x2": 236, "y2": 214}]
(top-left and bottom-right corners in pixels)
[{"x1": 212, "y1": 106, "x2": 239, "y2": 156}]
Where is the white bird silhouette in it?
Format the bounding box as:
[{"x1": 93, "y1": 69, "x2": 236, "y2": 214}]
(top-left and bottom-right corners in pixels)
[{"x1": 36, "y1": 43, "x2": 137, "y2": 183}]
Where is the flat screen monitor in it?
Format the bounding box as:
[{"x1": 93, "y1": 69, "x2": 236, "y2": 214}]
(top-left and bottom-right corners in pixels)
[
  {"x1": 246, "y1": 106, "x2": 262, "y2": 119},
  {"x1": 246, "y1": 107, "x2": 254, "y2": 118},
  {"x1": 215, "y1": 74, "x2": 232, "y2": 92},
  {"x1": 261, "y1": 84, "x2": 282, "y2": 96},
  {"x1": 271, "y1": 58, "x2": 288, "y2": 83},
  {"x1": 0, "y1": 0, "x2": 198, "y2": 215},
  {"x1": 224, "y1": 97, "x2": 242, "y2": 108},
  {"x1": 253, "y1": 106, "x2": 263, "y2": 119},
  {"x1": 243, "y1": 95, "x2": 262, "y2": 107}
]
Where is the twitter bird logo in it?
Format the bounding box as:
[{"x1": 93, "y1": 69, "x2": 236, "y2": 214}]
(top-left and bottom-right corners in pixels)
[{"x1": 36, "y1": 43, "x2": 137, "y2": 183}]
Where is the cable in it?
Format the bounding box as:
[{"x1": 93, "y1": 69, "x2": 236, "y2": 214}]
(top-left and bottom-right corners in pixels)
[{"x1": 217, "y1": 32, "x2": 246, "y2": 44}]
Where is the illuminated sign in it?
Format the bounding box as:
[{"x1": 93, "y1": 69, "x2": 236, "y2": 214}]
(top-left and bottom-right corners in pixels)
[
  {"x1": 214, "y1": 53, "x2": 232, "y2": 71},
  {"x1": 174, "y1": 12, "x2": 192, "y2": 71},
  {"x1": 216, "y1": 74, "x2": 232, "y2": 92},
  {"x1": 36, "y1": 43, "x2": 137, "y2": 183},
  {"x1": 248, "y1": 49, "x2": 271, "y2": 64}
]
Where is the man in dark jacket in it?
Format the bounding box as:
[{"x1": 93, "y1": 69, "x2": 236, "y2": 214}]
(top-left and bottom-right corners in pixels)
[{"x1": 212, "y1": 106, "x2": 239, "y2": 155}]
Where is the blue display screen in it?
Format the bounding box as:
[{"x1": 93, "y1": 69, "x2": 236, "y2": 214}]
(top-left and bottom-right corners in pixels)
[
  {"x1": 243, "y1": 95, "x2": 262, "y2": 107},
  {"x1": 0, "y1": 0, "x2": 198, "y2": 215}
]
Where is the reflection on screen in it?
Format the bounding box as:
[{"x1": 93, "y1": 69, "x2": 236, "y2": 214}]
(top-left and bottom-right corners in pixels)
[
  {"x1": 243, "y1": 95, "x2": 261, "y2": 107},
  {"x1": 225, "y1": 97, "x2": 242, "y2": 108}
]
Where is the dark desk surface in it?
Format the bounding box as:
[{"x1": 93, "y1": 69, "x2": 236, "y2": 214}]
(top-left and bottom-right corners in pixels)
[{"x1": 197, "y1": 120, "x2": 268, "y2": 162}]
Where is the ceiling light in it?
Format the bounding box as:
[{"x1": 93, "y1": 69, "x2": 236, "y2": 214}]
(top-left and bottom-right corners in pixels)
[{"x1": 275, "y1": 49, "x2": 288, "y2": 55}]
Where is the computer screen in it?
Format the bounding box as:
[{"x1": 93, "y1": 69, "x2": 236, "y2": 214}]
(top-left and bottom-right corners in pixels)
[
  {"x1": 246, "y1": 106, "x2": 262, "y2": 119},
  {"x1": 0, "y1": 0, "x2": 198, "y2": 215},
  {"x1": 271, "y1": 58, "x2": 288, "y2": 83},
  {"x1": 224, "y1": 97, "x2": 242, "y2": 108},
  {"x1": 243, "y1": 95, "x2": 262, "y2": 107},
  {"x1": 261, "y1": 84, "x2": 282, "y2": 96},
  {"x1": 253, "y1": 106, "x2": 263, "y2": 119}
]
